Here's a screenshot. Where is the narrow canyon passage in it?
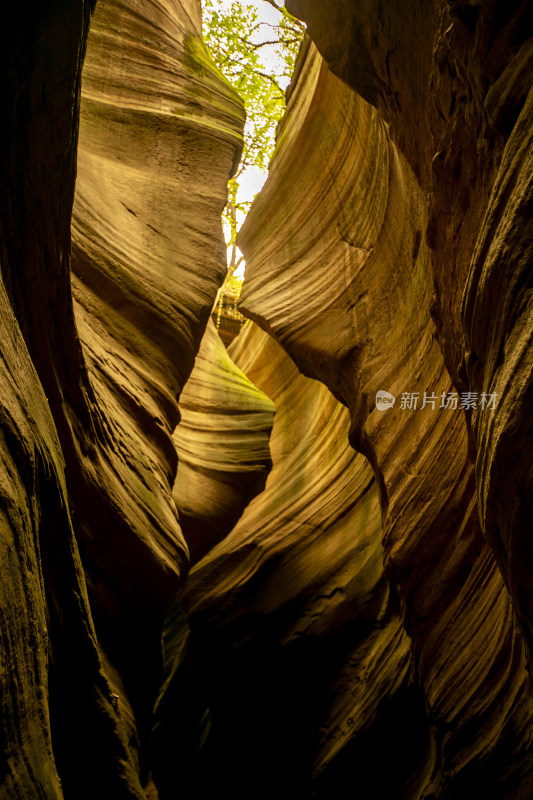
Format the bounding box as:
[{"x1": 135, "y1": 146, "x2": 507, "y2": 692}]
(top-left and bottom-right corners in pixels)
[{"x1": 0, "y1": 1, "x2": 532, "y2": 799}]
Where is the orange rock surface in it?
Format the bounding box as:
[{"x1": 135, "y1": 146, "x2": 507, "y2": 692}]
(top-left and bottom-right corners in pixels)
[
  {"x1": 0, "y1": 1, "x2": 531, "y2": 798},
  {"x1": 230, "y1": 38, "x2": 533, "y2": 797}
]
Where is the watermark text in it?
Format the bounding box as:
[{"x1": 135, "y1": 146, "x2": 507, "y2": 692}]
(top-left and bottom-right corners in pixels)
[{"x1": 375, "y1": 390, "x2": 498, "y2": 412}]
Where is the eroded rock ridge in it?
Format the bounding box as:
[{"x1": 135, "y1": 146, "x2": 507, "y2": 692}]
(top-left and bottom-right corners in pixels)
[{"x1": 0, "y1": 1, "x2": 532, "y2": 799}]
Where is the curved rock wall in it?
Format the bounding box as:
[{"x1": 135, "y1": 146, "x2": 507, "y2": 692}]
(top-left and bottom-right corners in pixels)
[
  {"x1": 69, "y1": 0, "x2": 244, "y2": 767},
  {"x1": 152, "y1": 320, "x2": 275, "y2": 798},
  {"x1": 71, "y1": 0, "x2": 244, "y2": 606},
  {"x1": 0, "y1": 3, "x2": 145, "y2": 797},
  {"x1": 237, "y1": 39, "x2": 533, "y2": 797},
  {"x1": 183, "y1": 321, "x2": 428, "y2": 798},
  {"x1": 286, "y1": 0, "x2": 533, "y2": 681},
  {"x1": 173, "y1": 319, "x2": 275, "y2": 564},
  {"x1": 1, "y1": 1, "x2": 531, "y2": 798},
  {"x1": 0, "y1": 0, "x2": 244, "y2": 796}
]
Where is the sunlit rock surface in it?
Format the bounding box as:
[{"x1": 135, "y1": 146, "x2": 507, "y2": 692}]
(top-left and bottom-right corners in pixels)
[
  {"x1": 287, "y1": 0, "x2": 533, "y2": 689},
  {"x1": 173, "y1": 319, "x2": 275, "y2": 564},
  {"x1": 182, "y1": 322, "x2": 424, "y2": 797},
  {"x1": 1, "y1": 0, "x2": 532, "y2": 797},
  {"x1": 71, "y1": 0, "x2": 244, "y2": 607},
  {"x1": 69, "y1": 0, "x2": 244, "y2": 779},
  {"x1": 0, "y1": 3, "x2": 146, "y2": 797},
  {"x1": 0, "y1": 0, "x2": 243, "y2": 796},
  {"x1": 238, "y1": 40, "x2": 533, "y2": 797},
  {"x1": 155, "y1": 320, "x2": 276, "y2": 799},
  {"x1": 182, "y1": 326, "x2": 408, "y2": 797}
]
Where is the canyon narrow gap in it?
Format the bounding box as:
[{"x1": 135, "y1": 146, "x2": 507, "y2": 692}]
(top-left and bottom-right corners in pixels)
[{"x1": 0, "y1": 1, "x2": 532, "y2": 799}]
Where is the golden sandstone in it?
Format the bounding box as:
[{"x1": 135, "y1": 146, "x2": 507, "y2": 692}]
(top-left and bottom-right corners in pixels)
[{"x1": 0, "y1": 0, "x2": 531, "y2": 797}]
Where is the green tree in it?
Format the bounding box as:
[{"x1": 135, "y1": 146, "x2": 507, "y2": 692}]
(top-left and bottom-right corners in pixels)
[{"x1": 202, "y1": 0, "x2": 304, "y2": 281}]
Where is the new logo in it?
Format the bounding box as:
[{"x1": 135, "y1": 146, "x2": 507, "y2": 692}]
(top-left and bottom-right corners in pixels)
[{"x1": 376, "y1": 390, "x2": 396, "y2": 411}]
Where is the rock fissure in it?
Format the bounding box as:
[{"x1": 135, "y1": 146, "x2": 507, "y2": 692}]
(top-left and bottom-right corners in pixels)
[{"x1": 0, "y1": 0, "x2": 532, "y2": 798}]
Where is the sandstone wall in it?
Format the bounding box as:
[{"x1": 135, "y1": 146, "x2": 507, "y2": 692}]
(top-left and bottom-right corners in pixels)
[
  {"x1": 234, "y1": 35, "x2": 533, "y2": 798},
  {"x1": 183, "y1": 321, "x2": 420, "y2": 797},
  {"x1": 173, "y1": 319, "x2": 275, "y2": 564},
  {"x1": 0, "y1": 3, "x2": 144, "y2": 796},
  {"x1": 286, "y1": 0, "x2": 533, "y2": 684},
  {"x1": 69, "y1": 0, "x2": 244, "y2": 776},
  {"x1": 1, "y1": 1, "x2": 532, "y2": 798},
  {"x1": 0, "y1": 0, "x2": 244, "y2": 796}
]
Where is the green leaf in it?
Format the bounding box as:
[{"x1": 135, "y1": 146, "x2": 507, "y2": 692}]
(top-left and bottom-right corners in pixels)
[{"x1": 202, "y1": 0, "x2": 304, "y2": 271}]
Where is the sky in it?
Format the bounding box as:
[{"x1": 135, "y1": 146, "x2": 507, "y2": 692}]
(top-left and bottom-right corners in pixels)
[{"x1": 202, "y1": 0, "x2": 297, "y2": 276}]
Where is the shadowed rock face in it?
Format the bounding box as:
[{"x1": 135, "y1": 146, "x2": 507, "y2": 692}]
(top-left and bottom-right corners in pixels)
[
  {"x1": 70, "y1": 0, "x2": 244, "y2": 769},
  {"x1": 1, "y1": 0, "x2": 532, "y2": 798},
  {"x1": 183, "y1": 322, "x2": 430, "y2": 798},
  {"x1": 151, "y1": 321, "x2": 275, "y2": 799},
  {"x1": 236, "y1": 37, "x2": 533, "y2": 798},
  {"x1": 0, "y1": 0, "x2": 244, "y2": 796},
  {"x1": 0, "y1": 3, "x2": 145, "y2": 797},
  {"x1": 71, "y1": 0, "x2": 244, "y2": 607},
  {"x1": 285, "y1": 0, "x2": 533, "y2": 679}
]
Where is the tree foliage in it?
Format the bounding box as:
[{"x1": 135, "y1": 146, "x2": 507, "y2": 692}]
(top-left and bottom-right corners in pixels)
[{"x1": 202, "y1": 0, "x2": 304, "y2": 278}]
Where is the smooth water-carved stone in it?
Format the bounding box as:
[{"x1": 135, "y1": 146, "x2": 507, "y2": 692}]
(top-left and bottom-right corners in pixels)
[
  {"x1": 72, "y1": 0, "x2": 244, "y2": 614},
  {"x1": 238, "y1": 42, "x2": 533, "y2": 797},
  {"x1": 183, "y1": 322, "x2": 432, "y2": 798},
  {"x1": 0, "y1": 0, "x2": 244, "y2": 795},
  {"x1": 69, "y1": 0, "x2": 244, "y2": 767},
  {"x1": 173, "y1": 319, "x2": 275, "y2": 564},
  {"x1": 287, "y1": 0, "x2": 533, "y2": 687},
  {"x1": 0, "y1": 3, "x2": 145, "y2": 796}
]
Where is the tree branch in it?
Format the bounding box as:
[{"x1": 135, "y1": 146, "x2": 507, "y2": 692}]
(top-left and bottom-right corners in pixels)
[{"x1": 256, "y1": 71, "x2": 284, "y2": 93}]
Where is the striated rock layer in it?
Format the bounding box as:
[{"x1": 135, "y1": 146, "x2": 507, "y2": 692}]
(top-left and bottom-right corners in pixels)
[
  {"x1": 173, "y1": 319, "x2": 275, "y2": 564},
  {"x1": 70, "y1": 0, "x2": 244, "y2": 773},
  {"x1": 153, "y1": 321, "x2": 275, "y2": 798},
  {"x1": 0, "y1": 0, "x2": 244, "y2": 796},
  {"x1": 237, "y1": 39, "x2": 533, "y2": 797},
  {"x1": 183, "y1": 321, "x2": 429, "y2": 798},
  {"x1": 0, "y1": 3, "x2": 145, "y2": 797},
  {"x1": 1, "y1": 1, "x2": 531, "y2": 798},
  {"x1": 286, "y1": 0, "x2": 533, "y2": 683}
]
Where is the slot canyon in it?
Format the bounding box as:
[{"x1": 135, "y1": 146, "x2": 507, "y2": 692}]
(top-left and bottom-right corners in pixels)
[{"x1": 0, "y1": 0, "x2": 532, "y2": 798}]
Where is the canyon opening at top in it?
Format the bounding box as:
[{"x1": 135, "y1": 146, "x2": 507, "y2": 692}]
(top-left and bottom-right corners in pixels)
[{"x1": 201, "y1": 0, "x2": 304, "y2": 340}]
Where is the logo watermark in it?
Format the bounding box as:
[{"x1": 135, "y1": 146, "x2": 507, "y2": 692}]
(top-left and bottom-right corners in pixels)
[
  {"x1": 375, "y1": 390, "x2": 498, "y2": 412},
  {"x1": 376, "y1": 390, "x2": 396, "y2": 411}
]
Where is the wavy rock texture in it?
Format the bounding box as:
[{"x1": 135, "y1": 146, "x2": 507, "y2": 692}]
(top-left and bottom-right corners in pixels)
[
  {"x1": 152, "y1": 321, "x2": 276, "y2": 799},
  {"x1": 0, "y1": 3, "x2": 147, "y2": 798},
  {"x1": 0, "y1": 280, "x2": 72, "y2": 799},
  {"x1": 287, "y1": 0, "x2": 533, "y2": 684},
  {"x1": 69, "y1": 0, "x2": 244, "y2": 780},
  {"x1": 173, "y1": 319, "x2": 275, "y2": 564},
  {"x1": 0, "y1": 0, "x2": 243, "y2": 796},
  {"x1": 2, "y1": 1, "x2": 531, "y2": 798},
  {"x1": 0, "y1": 280, "x2": 148, "y2": 800},
  {"x1": 238, "y1": 41, "x2": 533, "y2": 797},
  {"x1": 72, "y1": 0, "x2": 244, "y2": 607},
  {"x1": 182, "y1": 322, "x2": 427, "y2": 798}
]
